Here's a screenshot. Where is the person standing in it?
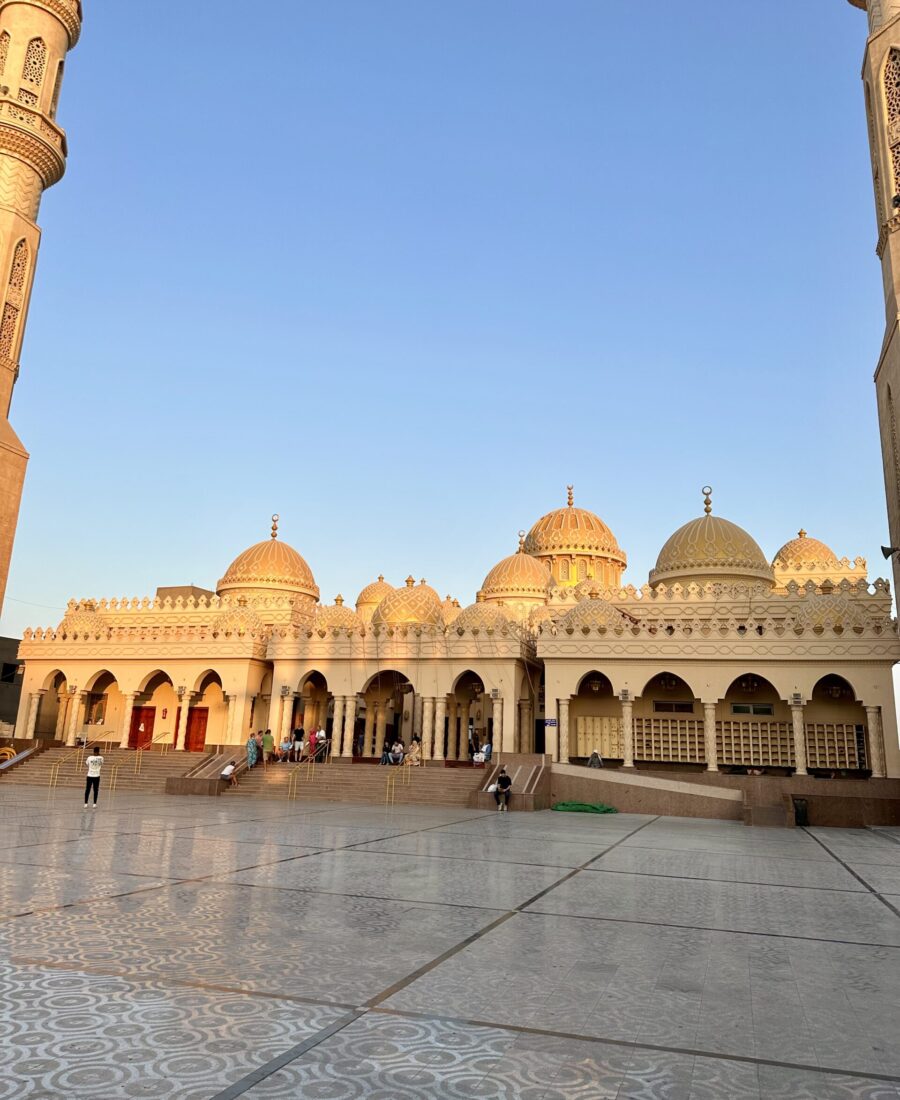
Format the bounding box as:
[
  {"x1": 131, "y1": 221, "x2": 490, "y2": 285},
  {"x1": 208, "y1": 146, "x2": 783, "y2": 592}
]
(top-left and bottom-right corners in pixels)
[
  {"x1": 307, "y1": 727, "x2": 318, "y2": 762},
  {"x1": 292, "y1": 727, "x2": 304, "y2": 762},
  {"x1": 83, "y1": 746, "x2": 104, "y2": 809},
  {"x1": 262, "y1": 728, "x2": 275, "y2": 764},
  {"x1": 246, "y1": 733, "x2": 258, "y2": 770},
  {"x1": 494, "y1": 767, "x2": 512, "y2": 812}
]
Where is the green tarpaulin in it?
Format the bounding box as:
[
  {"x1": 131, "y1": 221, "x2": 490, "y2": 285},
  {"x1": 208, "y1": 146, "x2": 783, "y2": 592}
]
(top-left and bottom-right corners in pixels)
[{"x1": 551, "y1": 801, "x2": 617, "y2": 814}]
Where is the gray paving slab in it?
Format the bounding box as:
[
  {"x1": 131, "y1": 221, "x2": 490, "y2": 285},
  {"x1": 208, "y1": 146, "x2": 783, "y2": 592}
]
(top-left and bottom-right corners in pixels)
[{"x1": 2, "y1": 790, "x2": 900, "y2": 1099}]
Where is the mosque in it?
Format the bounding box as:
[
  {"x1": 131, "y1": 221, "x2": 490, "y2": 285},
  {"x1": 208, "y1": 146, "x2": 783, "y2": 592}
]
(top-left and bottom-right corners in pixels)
[{"x1": 13, "y1": 487, "x2": 900, "y2": 780}]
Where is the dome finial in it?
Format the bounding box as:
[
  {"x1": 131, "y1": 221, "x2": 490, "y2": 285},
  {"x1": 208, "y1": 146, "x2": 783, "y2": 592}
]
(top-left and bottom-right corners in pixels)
[
  {"x1": 518, "y1": 529, "x2": 526, "y2": 552},
  {"x1": 335, "y1": 594, "x2": 344, "y2": 606},
  {"x1": 567, "y1": 485, "x2": 574, "y2": 507},
  {"x1": 405, "y1": 575, "x2": 415, "y2": 587},
  {"x1": 798, "y1": 528, "x2": 807, "y2": 539},
  {"x1": 702, "y1": 486, "x2": 712, "y2": 516},
  {"x1": 271, "y1": 513, "x2": 280, "y2": 540}
]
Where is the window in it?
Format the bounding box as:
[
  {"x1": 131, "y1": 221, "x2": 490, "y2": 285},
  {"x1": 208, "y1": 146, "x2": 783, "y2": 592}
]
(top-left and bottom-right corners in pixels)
[
  {"x1": 731, "y1": 703, "x2": 774, "y2": 716},
  {"x1": 653, "y1": 701, "x2": 693, "y2": 714},
  {"x1": 0, "y1": 32, "x2": 10, "y2": 79},
  {"x1": 9, "y1": 240, "x2": 27, "y2": 290},
  {"x1": 22, "y1": 37, "x2": 46, "y2": 87},
  {"x1": 16, "y1": 88, "x2": 36, "y2": 107},
  {"x1": 0, "y1": 302, "x2": 19, "y2": 357},
  {"x1": 50, "y1": 61, "x2": 63, "y2": 119},
  {"x1": 0, "y1": 662, "x2": 18, "y2": 684}
]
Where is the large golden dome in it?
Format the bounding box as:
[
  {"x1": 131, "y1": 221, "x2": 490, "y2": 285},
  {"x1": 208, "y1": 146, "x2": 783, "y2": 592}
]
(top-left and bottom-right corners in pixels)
[
  {"x1": 372, "y1": 576, "x2": 443, "y2": 628},
  {"x1": 525, "y1": 487, "x2": 625, "y2": 562},
  {"x1": 650, "y1": 490, "x2": 774, "y2": 589},
  {"x1": 479, "y1": 537, "x2": 550, "y2": 603},
  {"x1": 217, "y1": 516, "x2": 319, "y2": 602},
  {"x1": 773, "y1": 530, "x2": 839, "y2": 567}
]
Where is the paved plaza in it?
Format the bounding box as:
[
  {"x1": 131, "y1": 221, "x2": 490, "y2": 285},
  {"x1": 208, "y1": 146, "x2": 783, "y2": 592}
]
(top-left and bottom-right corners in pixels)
[{"x1": 1, "y1": 789, "x2": 900, "y2": 1098}]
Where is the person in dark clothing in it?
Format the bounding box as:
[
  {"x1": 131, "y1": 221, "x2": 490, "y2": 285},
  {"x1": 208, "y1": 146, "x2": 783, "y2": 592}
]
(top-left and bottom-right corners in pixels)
[{"x1": 494, "y1": 767, "x2": 512, "y2": 811}]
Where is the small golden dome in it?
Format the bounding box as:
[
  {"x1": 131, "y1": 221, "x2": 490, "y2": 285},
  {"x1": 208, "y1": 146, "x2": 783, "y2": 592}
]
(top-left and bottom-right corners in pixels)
[
  {"x1": 560, "y1": 594, "x2": 629, "y2": 634},
  {"x1": 212, "y1": 601, "x2": 266, "y2": 637},
  {"x1": 315, "y1": 595, "x2": 363, "y2": 634},
  {"x1": 372, "y1": 575, "x2": 443, "y2": 628},
  {"x1": 479, "y1": 536, "x2": 550, "y2": 603},
  {"x1": 356, "y1": 575, "x2": 395, "y2": 612},
  {"x1": 650, "y1": 489, "x2": 774, "y2": 589},
  {"x1": 217, "y1": 516, "x2": 319, "y2": 601},
  {"x1": 524, "y1": 487, "x2": 626, "y2": 566},
  {"x1": 793, "y1": 594, "x2": 868, "y2": 633},
  {"x1": 773, "y1": 530, "x2": 839, "y2": 567},
  {"x1": 452, "y1": 601, "x2": 513, "y2": 635},
  {"x1": 441, "y1": 595, "x2": 462, "y2": 625}
]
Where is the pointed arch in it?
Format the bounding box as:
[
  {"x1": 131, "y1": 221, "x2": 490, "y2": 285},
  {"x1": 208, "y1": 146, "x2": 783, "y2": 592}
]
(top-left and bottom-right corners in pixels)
[{"x1": 22, "y1": 37, "x2": 46, "y2": 87}]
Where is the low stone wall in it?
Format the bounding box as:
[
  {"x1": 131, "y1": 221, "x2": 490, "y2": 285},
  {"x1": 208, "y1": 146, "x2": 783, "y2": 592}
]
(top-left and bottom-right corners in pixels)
[{"x1": 550, "y1": 764, "x2": 744, "y2": 821}]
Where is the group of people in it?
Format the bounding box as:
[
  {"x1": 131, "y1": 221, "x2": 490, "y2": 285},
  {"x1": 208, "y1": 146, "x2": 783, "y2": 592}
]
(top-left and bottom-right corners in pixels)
[
  {"x1": 246, "y1": 727, "x2": 330, "y2": 770},
  {"x1": 378, "y1": 736, "x2": 422, "y2": 766}
]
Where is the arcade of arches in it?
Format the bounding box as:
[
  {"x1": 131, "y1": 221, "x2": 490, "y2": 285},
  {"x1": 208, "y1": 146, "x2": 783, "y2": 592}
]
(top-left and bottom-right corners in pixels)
[{"x1": 14, "y1": 491, "x2": 900, "y2": 779}]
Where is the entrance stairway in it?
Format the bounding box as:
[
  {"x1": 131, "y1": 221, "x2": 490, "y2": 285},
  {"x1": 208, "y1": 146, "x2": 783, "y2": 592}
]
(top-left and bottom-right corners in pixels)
[
  {"x1": 231, "y1": 760, "x2": 488, "y2": 808},
  {"x1": 3, "y1": 747, "x2": 212, "y2": 793}
]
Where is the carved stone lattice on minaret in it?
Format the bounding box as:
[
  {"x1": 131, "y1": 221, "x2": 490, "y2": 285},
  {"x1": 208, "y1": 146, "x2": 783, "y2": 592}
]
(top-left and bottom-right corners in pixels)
[{"x1": 0, "y1": 0, "x2": 80, "y2": 612}]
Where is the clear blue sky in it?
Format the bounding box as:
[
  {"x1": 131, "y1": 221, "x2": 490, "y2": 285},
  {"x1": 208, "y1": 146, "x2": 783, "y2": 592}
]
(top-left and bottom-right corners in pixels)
[{"x1": 0, "y1": 0, "x2": 886, "y2": 635}]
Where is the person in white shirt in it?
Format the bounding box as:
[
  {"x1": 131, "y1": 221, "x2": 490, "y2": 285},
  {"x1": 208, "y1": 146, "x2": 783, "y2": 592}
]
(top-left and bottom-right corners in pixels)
[
  {"x1": 84, "y1": 747, "x2": 104, "y2": 808},
  {"x1": 220, "y1": 761, "x2": 238, "y2": 787}
]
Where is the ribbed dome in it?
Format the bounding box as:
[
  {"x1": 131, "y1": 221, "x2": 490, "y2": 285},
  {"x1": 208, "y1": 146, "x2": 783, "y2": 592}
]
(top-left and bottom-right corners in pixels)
[
  {"x1": 650, "y1": 493, "x2": 774, "y2": 589},
  {"x1": 372, "y1": 576, "x2": 443, "y2": 628},
  {"x1": 773, "y1": 530, "x2": 839, "y2": 566},
  {"x1": 356, "y1": 575, "x2": 394, "y2": 606},
  {"x1": 315, "y1": 595, "x2": 363, "y2": 634},
  {"x1": 525, "y1": 487, "x2": 625, "y2": 565},
  {"x1": 218, "y1": 517, "x2": 319, "y2": 601},
  {"x1": 560, "y1": 595, "x2": 629, "y2": 634},
  {"x1": 479, "y1": 538, "x2": 550, "y2": 603},
  {"x1": 452, "y1": 601, "x2": 513, "y2": 635}
]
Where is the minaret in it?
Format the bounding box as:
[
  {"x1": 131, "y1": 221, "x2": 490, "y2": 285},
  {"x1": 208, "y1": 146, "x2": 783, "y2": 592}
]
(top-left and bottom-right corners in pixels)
[
  {"x1": 0, "y1": 0, "x2": 81, "y2": 612},
  {"x1": 847, "y1": 1, "x2": 900, "y2": 593}
]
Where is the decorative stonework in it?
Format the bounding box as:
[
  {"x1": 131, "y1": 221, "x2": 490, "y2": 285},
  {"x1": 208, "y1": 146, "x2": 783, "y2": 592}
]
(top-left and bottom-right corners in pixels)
[
  {"x1": 372, "y1": 577, "x2": 443, "y2": 628},
  {"x1": 452, "y1": 602, "x2": 514, "y2": 636},
  {"x1": 559, "y1": 595, "x2": 629, "y2": 635},
  {"x1": 0, "y1": 0, "x2": 83, "y2": 48}
]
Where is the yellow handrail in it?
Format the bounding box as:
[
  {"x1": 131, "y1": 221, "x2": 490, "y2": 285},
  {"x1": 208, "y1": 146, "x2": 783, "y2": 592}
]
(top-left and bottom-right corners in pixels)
[
  {"x1": 134, "y1": 730, "x2": 174, "y2": 775},
  {"x1": 385, "y1": 771, "x2": 396, "y2": 806},
  {"x1": 48, "y1": 734, "x2": 116, "y2": 790},
  {"x1": 108, "y1": 764, "x2": 119, "y2": 794}
]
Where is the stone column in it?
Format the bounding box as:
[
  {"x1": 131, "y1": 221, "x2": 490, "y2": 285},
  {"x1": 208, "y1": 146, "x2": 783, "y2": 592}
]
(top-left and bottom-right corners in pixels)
[
  {"x1": 280, "y1": 692, "x2": 294, "y2": 746},
  {"x1": 791, "y1": 703, "x2": 808, "y2": 777},
  {"x1": 341, "y1": 696, "x2": 357, "y2": 758},
  {"x1": 332, "y1": 695, "x2": 345, "y2": 756},
  {"x1": 119, "y1": 692, "x2": 136, "y2": 749},
  {"x1": 364, "y1": 703, "x2": 376, "y2": 756},
  {"x1": 621, "y1": 697, "x2": 634, "y2": 768},
  {"x1": 374, "y1": 702, "x2": 387, "y2": 755},
  {"x1": 414, "y1": 694, "x2": 424, "y2": 740},
  {"x1": 175, "y1": 694, "x2": 191, "y2": 750},
  {"x1": 492, "y1": 696, "x2": 504, "y2": 754},
  {"x1": 433, "y1": 697, "x2": 447, "y2": 762},
  {"x1": 54, "y1": 694, "x2": 69, "y2": 740},
  {"x1": 865, "y1": 705, "x2": 887, "y2": 778},
  {"x1": 457, "y1": 702, "x2": 470, "y2": 760},
  {"x1": 422, "y1": 696, "x2": 435, "y2": 760},
  {"x1": 703, "y1": 702, "x2": 718, "y2": 772},
  {"x1": 66, "y1": 692, "x2": 85, "y2": 748},
  {"x1": 558, "y1": 698, "x2": 569, "y2": 763},
  {"x1": 24, "y1": 690, "x2": 42, "y2": 740},
  {"x1": 545, "y1": 707, "x2": 559, "y2": 762},
  {"x1": 267, "y1": 692, "x2": 282, "y2": 736}
]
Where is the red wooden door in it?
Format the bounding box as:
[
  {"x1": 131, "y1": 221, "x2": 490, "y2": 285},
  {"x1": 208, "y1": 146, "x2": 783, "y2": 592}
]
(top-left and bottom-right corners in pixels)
[
  {"x1": 129, "y1": 707, "x2": 155, "y2": 749},
  {"x1": 185, "y1": 708, "x2": 208, "y2": 752}
]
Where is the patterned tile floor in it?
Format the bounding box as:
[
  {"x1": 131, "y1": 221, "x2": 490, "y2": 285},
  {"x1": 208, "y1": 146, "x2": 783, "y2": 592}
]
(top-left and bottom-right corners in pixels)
[{"x1": 2, "y1": 786, "x2": 900, "y2": 1098}]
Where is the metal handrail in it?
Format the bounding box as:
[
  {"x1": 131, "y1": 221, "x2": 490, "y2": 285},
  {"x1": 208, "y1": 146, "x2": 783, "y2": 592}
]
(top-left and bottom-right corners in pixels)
[
  {"x1": 49, "y1": 734, "x2": 117, "y2": 790},
  {"x1": 134, "y1": 730, "x2": 174, "y2": 775},
  {"x1": 108, "y1": 764, "x2": 120, "y2": 795}
]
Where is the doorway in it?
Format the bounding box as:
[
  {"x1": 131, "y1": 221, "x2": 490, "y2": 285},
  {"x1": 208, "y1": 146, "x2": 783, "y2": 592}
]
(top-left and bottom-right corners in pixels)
[
  {"x1": 129, "y1": 707, "x2": 155, "y2": 749},
  {"x1": 184, "y1": 708, "x2": 208, "y2": 752}
]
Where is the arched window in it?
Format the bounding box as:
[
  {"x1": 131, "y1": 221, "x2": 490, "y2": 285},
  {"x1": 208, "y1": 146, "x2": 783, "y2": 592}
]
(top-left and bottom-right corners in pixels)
[
  {"x1": 559, "y1": 560, "x2": 570, "y2": 582},
  {"x1": 888, "y1": 385, "x2": 900, "y2": 497},
  {"x1": 50, "y1": 61, "x2": 63, "y2": 119},
  {"x1": 0, "y1": 302, "x2": 19, "y2": 358},
  {"x1": 22, "y1": 37, "x2": 46, "y2": 87},
  {"x1": 0, "y1": 32, "x2": 10, "y2": 79},
  {"x1": 884, "y1": 50, "x2": 900, "y2": 196},
  {"x1": 577, "y1": 559, "x2": 587, "y2": 580},
  {"x1": 9, "y1": 240, "x2": 28, "y2": 291}
]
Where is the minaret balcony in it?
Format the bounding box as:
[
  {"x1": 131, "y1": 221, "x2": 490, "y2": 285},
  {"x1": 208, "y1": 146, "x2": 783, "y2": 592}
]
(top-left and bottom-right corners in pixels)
[
  {"x1": 0, "y1": 0, "x2": 83, "y2": 48},
  {"x1": 0, "y1": 96, "x2": 65, "y2": 186}
]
